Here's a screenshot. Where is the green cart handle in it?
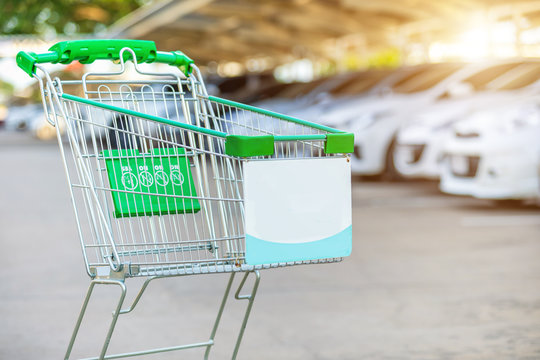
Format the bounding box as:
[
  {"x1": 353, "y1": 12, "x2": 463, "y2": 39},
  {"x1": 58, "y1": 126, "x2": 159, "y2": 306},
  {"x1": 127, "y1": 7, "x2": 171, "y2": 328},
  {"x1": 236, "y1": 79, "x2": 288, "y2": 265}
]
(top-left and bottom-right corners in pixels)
[{"x1": 16, "y1": 39, "x2": 194, "y2": 77}]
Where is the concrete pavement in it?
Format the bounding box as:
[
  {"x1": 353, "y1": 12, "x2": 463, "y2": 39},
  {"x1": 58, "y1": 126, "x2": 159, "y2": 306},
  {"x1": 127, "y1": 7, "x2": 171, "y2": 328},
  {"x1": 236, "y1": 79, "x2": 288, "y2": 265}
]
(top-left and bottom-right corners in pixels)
[{"x1": 1, "y1": 131, "x2": 539, "y2": 359}]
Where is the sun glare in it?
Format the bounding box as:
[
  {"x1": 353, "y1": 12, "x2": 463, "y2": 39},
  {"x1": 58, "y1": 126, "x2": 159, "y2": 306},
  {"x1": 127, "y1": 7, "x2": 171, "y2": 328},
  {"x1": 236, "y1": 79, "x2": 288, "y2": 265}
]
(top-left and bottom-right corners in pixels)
[{"x1": 426, "y1": 19, "x2": 540, "y2": 62}]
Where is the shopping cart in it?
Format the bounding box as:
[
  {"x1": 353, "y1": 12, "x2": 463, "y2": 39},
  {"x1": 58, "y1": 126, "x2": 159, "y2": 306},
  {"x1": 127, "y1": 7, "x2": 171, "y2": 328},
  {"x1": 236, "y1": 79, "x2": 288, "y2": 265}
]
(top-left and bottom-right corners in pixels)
[{"x1": 17, "y1": 39, "x2": 354, "y2": 360}]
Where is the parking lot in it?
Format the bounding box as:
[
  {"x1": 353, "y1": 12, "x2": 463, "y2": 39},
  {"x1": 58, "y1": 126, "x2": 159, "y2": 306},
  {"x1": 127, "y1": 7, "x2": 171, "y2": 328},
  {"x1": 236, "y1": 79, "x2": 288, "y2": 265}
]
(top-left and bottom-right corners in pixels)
[{"x1": 1, "y1": 131, "x2": 539, "y2": 359}]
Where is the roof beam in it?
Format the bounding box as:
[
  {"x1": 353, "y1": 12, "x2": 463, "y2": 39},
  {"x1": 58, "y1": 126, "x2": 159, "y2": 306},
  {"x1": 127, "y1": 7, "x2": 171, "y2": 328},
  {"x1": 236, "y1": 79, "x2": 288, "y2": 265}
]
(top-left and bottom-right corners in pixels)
[
  {"x1": 109, "y1": 0, "x2": 216, "y2": 38},
  {"x1": 341, "y1": 0, "x2": 436, "y2": 21},
  {"x1": 145, "y1": 28, "x2": 293, "y2": 63}
]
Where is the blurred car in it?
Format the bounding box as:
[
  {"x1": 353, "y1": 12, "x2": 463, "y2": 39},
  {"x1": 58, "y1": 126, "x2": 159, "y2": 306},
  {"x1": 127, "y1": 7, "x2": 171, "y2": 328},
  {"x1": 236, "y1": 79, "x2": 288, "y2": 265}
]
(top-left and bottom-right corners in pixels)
[
  {"x1": 395, "y1": 61, "x2": 540, "y2": 179},
  {"x1": 217, "y1": 75, "x2": 361, "y2": 137},
  {"x1": 282, "y1": 69, "x2": 395, "y2": 114},
  {"x1": 5, "y1": 102, "x2": 45, "y2": 130},
  {"x1": 5, "y1": 102, "x2": 61, "y2": 140},
  {"x1": 80, "y1": 83, "x2": 196, "y2": 145},
  {"x1": 440, "y1": 102, "x2": 540, "y2": 200},
  {"x1": 315, "y1": 60, "x2": 531, "y2": 178},
  {"x1": 251, "y1": 77, "x2": 332, "y2": 113},
  {"x1": 13, "y1": 83, "x2": 200, "y2": 143},
  {"x1": 207, "y1": 66, "x2": 434, "y2": 141},
  {"x1": 0, "y1": 104, "x2": 7, "y2": 127},
  {"x1": 247, "y1": 69, "x2": 396, "y2": 116},
  {"x1": 211, "y1": 72, "x2": 279, "y2": 103},
  {"x1": 288, "y1": 64, "x2": 434, "y2": 123}
]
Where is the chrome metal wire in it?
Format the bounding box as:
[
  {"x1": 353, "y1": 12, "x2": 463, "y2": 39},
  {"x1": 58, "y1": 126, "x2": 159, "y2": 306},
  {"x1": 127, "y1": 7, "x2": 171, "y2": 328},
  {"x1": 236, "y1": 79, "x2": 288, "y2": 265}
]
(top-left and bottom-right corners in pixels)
[{"x1": 35, "y1": 52, "x2": 342, "y2": 277}]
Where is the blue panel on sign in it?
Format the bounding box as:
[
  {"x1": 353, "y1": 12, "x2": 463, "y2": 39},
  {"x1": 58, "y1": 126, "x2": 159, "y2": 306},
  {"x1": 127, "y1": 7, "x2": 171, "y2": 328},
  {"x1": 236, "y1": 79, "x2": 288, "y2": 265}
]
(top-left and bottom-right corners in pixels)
[{"x1": 245, "y1": 226, "x2": 352, "y2": 265}]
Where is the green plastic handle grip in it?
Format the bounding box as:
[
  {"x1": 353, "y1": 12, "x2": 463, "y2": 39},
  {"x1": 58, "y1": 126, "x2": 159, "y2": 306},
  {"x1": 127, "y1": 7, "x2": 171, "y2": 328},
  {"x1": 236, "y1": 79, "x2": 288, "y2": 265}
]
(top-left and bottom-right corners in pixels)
[{"x1": 16, "y1": 39, "x2": 194, "y2": 77}]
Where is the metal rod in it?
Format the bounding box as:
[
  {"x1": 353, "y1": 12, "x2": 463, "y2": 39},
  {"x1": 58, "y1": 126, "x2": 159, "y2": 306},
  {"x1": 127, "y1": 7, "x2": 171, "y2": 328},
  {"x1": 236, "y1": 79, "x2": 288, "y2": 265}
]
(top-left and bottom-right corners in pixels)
[
  {"x1": 115, "y1": 243, "x2": 216, "y2": 257},
  {"x1": 64, "y1": 280, "x2": 127, "y2": 360},
  {"x1": 99, "y1": 282, "x2": 127, "y2": 360},
  {"x1": 70, "y1": 184, "x2": 243, "y2": 202},
  {"x1": 118, "y1": 277, "x2": 157, "y2": 315},
  {"x1": 204, "y1": 272, "x2": 236, "y2": 359},
  {"x1": 64, "y1": 281, "x2": 97, "y2": 360},
  {"x1": 232, "y1": 270, "x2": 261, "y2": 360},
  {"x1": 84, "y1": 235, "x2": 242, "y2": 247},
  {"x1": 79, "y1": 341, "x2": 214, "y2": 360}
]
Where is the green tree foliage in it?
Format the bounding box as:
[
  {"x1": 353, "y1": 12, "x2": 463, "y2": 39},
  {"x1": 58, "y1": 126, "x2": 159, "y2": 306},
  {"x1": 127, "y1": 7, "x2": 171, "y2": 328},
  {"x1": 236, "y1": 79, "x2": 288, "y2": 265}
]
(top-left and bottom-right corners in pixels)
[{"x1": 1, "y1": 0, "x2": 148, "y2": 36}]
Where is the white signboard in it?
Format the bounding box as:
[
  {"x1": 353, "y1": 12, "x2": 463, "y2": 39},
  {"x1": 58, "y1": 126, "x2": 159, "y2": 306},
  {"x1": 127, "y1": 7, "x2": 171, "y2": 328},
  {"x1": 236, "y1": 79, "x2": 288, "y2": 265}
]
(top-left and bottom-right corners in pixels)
[{"x1": 243, "y1": 157, "x2": 352, "y2": 264}]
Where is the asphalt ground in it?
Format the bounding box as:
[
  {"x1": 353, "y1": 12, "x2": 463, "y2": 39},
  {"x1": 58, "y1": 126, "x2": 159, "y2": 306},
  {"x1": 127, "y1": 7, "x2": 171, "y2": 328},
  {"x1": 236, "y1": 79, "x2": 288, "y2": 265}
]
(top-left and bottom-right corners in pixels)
[{"x1": 1, "y1": 130, "x2": 540, "y2": 359}]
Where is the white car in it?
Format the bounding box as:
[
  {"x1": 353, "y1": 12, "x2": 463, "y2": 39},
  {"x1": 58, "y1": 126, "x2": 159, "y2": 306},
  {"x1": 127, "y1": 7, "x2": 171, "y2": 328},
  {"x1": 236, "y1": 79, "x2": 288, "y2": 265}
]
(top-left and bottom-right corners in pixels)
[
  {"x1": 254, "y1": 68, "x2": 396, "y2": 115},
  {"x1": 314, "y1": 60, "x2": 535, "y2": 178},
  {"x1": 288, "y1": 64, "x2": 434, "y2": 124},
  {"x1": 4, "y1": 102, "x2": 59, "y2": 140},
  {"x1": 440, "y1": 102, "x2": 540, "y2": 200},
  {"x1": 395, "y1": 61, "x2": 540, "y2": 179},
  {"x1": 223, "y1": 69, "x2": 413, "y2": 138}
]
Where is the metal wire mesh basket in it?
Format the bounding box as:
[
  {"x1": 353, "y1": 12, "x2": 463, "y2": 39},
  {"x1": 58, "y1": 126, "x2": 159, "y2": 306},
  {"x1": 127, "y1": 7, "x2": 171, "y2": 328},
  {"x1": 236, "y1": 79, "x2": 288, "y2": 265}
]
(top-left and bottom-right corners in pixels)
[{"x1": 17, "y1": 39, "x2": 354, "y2": 360}]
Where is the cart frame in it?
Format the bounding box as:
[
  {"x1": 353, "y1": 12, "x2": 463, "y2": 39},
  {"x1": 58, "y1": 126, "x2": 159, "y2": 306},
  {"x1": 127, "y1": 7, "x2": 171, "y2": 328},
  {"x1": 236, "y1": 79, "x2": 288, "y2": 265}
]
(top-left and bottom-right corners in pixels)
[{"x1": 17, "y1": 39, "x2": 353, "y2": 360}]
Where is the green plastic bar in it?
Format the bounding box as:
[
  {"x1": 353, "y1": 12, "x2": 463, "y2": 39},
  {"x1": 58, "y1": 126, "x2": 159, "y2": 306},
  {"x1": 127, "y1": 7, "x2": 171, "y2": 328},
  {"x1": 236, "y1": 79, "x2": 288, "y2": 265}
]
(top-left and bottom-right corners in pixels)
[
  {"x1": 154, "y1": 51, "x2": 193, "y2": 77},
  {"x1": 208, "y1": 95, "x2": 343, "y2": 134},
  {"x1": 49, "y1": 39, "x2": 157, "y2": 64},
  {"x1": 225, "y1": 135, "x2": 274, "y2": 157},
  {"x1": 61, "y1": 93, "x2": 227, "y2": 138},
  {"x1": 274, "y1": 134, "x2": 326, "y2": 141},
  {"x1": 17, "y1": 39, "x2": 193, "y2": 77},
  {"x1": 324, "y1": 132, "x2": 355, "y2": 154},
  {"x1": 59, "y1": 93, "x2": 355, "y2": 157}
]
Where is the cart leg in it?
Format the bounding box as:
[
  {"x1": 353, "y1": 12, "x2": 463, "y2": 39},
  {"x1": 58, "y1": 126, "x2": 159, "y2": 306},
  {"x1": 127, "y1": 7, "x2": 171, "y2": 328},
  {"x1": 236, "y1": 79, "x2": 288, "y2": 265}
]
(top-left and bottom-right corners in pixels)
[
  {"x1": 204, "y1": 272, "x2": 236, "y2": 360},
  {"x1": 204, "y1": 271, "x2": 261, "y2": 360},
  {"x1": 64, "y1": 279, "x2": 127, "y2": 360},
  {"x1": 231, "y1": 270, "x2": 260, "y2": 360},
  {"x1": 119, "y1": 276, "x2": 158, "y2": 315},
  {"x1": 65, "y1": 280, "x2": 97, "y2": 360}
]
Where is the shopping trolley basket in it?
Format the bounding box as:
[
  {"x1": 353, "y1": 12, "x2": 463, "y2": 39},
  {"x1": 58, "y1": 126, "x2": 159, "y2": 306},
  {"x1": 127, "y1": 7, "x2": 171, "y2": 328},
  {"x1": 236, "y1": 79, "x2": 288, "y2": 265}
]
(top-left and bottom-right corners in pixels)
[{"x1": 17, "y1": 39, "x2": 354, "y2": 360}]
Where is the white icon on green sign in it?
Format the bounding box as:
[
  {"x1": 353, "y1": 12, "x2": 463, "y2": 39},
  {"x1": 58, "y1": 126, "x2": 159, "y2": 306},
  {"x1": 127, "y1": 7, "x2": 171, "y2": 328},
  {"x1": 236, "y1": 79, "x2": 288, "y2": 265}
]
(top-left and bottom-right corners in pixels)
[
  {"x1": 154, "y1": 170, "x2": 169, "y2": 186},
  {"x1": 121, "y1": 172, "x2": 138, "y2": 190},
  {"x1": 139, "y1": 171, "x2": 154, "y2": 187},
  {"x1": 170, "y1": 170, "x2": 184, "y2": 185}
]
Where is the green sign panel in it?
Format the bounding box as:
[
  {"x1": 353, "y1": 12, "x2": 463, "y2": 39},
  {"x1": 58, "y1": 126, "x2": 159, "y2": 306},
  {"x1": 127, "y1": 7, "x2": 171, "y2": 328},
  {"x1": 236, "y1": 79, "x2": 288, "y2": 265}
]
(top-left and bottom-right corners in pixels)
[{"x1": 101, "y1": 148, "x2": 201, "y2": 218}]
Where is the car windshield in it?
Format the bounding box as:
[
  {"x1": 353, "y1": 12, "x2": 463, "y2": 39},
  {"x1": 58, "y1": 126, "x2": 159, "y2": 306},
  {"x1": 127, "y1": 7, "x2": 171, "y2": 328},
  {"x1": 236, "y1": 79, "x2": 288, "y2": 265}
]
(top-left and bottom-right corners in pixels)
[
  {"x1": 494, "y1": 63, "x2": 540, "y2": 90},
  {"x1": 392, "y1": 64, "x2": 463, "y2": 94},
  {"x1": 460, "y1": 62, "x2": 522, "y2": 91},
  {"x1": 329, "y1": 70, "x2": 392, "y2": 96},
  {"x1": 274, "y1": 78, "x2": 328, "y2": 98},
  {"x1": 242, "y1": 82, "x2": 289, "y2": 103},
  {"x1": 382, "y1": 65, "x2": 434, "y2": 88}
]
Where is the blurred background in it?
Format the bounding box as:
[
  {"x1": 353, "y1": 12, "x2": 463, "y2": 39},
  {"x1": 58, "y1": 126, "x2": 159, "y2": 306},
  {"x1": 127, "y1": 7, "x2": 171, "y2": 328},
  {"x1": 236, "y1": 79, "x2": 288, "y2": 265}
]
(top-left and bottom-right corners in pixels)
[
  {"x1": 1, "y1": 0, "x2": 540, "y2": 359},
  {"x1": 2, "y1": 0, "x2": 540, "y2": 201}
]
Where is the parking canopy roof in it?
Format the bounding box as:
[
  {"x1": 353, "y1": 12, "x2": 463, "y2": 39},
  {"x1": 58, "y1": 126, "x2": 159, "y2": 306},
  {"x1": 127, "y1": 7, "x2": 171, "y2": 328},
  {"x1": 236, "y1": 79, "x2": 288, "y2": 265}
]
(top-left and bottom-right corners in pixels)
[{"x1": 108, "y1": 0, "x2": 540, "y2": 66}]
